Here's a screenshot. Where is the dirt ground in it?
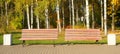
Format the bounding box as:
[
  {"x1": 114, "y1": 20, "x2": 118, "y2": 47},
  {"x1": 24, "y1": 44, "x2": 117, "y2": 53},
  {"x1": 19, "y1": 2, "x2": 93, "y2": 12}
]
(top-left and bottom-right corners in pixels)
[{"x1": 0, "y1": 44, "x2": 120, "y2": 54}]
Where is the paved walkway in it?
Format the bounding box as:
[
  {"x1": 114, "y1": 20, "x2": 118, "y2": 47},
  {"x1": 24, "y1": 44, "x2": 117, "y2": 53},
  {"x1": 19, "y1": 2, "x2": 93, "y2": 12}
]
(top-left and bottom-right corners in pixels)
[{"x1": 0, "y1": 44, "x2": 120, "y2": 54}]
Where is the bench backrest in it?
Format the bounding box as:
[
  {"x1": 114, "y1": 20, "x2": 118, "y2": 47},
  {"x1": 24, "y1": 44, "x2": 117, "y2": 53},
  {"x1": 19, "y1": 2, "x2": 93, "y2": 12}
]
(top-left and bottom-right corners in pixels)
[
  {"x1": 65, "y1": 29, "x2": 101, "y2": 41},
  {"x1": 21, "y1": 29, "x2": 58, "y2": 40}
]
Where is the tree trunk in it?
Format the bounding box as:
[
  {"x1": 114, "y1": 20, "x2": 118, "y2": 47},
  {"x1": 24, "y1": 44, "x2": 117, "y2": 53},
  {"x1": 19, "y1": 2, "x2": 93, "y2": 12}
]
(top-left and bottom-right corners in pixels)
[
  {"x1": 112, "y1": 4, "x2": 115, "y2": 32},
  {"x1": 104, "y1": 0, "x2": 107, "y2": 36},
  {"x1": 36, "y1": 15, "x2": 40, "y2": 29},
  {"x1": 26, "y1": 4, "x2": 31, "y2": 29},
  {"x1": 56, "y1": 0, "x2": 61, "y2": 32},
  {"x1": 101, "y1": 0, "x2": 104, "y2": 31},
  {"x1": 31, "y1": 2, "x2": 33, "y2": 29},
  {"x1": 45, "y1": 8, "x2": 49, "y2": 29},
  {"x1": 81, "y1": 0, "x2": 86, "y2": 28},
  {"x1": 62, "y1": 6, "x2": 65, "y2": 29},
  {"x1": 36, "y1": 0, "x2": 40, "y2": 29},
  {"x1": 5, "y1": 2, "x2": 8, "y2": 28},
  {"x1": 86, "y1": 0, "x2": 90, "y2": 29},
  {"x1": 71, "y1": 0, "x2": 75, "y2": 29},
  {"x1": 69, "y1": 0, "x2": 72, "y2": 28},
  {"x1": 92, "y1": 1, "x2": 95, "y2": 29},
  {"x1": 76, "y1": 5, "x2": 79, "y2": 25}
]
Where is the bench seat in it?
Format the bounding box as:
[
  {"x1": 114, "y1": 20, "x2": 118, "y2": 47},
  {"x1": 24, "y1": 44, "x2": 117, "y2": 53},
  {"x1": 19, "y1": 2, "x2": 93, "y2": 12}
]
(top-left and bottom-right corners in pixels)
[
  {"x1": 65, "y1": 29, "x2": 101, "y2": 41},
  {"x1": 19, "y1": 29, "x2": 58, "y2": 46}
]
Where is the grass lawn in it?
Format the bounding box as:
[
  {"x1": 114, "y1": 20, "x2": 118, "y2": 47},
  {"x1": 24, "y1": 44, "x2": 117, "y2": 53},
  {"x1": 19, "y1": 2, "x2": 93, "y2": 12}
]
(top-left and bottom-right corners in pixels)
[
  {"x1": 0, "y1": 31, "x2": 120, "y2": 45},
  {"x1": 0, "y1": 34, "x2": 3, "y2": 44}
]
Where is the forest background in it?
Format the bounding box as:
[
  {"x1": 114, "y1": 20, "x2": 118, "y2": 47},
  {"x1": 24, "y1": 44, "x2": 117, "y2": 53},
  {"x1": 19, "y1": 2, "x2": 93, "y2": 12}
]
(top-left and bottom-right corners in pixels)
[{"x1": 0, "y1": 0, "x2": 120, "y2": 35}]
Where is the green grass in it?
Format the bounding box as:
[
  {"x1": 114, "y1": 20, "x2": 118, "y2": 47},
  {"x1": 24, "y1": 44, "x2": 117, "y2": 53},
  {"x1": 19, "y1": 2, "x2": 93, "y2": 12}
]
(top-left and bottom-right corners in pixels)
[
  {"x1": 0, "y1": 31, "x2": 120, "y2": 45},
  {"x1": 0, "y1": 34, "x2": 3, "y2": 44}
]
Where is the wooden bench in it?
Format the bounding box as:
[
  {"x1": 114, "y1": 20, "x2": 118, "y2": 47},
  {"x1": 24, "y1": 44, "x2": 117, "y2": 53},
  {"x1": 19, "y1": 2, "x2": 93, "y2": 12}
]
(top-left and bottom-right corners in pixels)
[
  {"x1": 65, "y1": 29, "x2": 101, "y2": 42},
  {"x1": 19, "y1": 29, "x2": 58, "y2": 46}
]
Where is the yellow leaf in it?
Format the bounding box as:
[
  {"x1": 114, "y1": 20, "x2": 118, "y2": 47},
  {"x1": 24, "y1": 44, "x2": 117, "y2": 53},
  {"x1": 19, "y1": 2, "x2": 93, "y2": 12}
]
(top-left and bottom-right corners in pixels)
[{"x1": 111, "y1": 0, "x2": 117, "y2": 5}]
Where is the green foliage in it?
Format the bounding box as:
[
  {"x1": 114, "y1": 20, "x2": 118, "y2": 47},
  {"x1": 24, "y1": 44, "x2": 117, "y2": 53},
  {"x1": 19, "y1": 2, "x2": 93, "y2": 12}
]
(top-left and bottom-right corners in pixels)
[
  {"x1": 14, "y1": 0, "x2": 23, "y2": 12},
  {"x1": 34, "y1": 0, "x2": 49, "y2": 18},
  {"x1": 49, "y1": 0, "x2": 57, "y2": 10},
  {"x1": 9, "y1": 17, "x2": 22, "y2": 29},
  {"x1": 0, "y1": 0, "x2": 23, "y2": 33},
  {"x1": 0, "y1": 17, "x2": 6, "y2": 33}
]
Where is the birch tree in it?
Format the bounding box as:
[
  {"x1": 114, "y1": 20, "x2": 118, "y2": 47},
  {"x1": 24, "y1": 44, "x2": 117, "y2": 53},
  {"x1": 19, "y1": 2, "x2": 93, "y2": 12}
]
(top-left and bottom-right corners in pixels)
[
  {"x1": 5, "y1": 1, "x2": 8, "y2": 29},
  {"x1": 92, "y1": 0, "x2": 95, "y2": 29},
  {"x1": 5, "y1": 0, "x2": 11, "y2": 31},
  {"x1": 45, "y1": 8, "x2": 49, "y2": 29},
  {"x1": 26, "y1": 4, "x2": 30, "y2": 29},
  {"x1": 75, "y1": 0, "x2": 79, "y2": 25},
  {"x1": 44, "y1": 0, "x2": 49, "y2": 29},
  {"x1": 101, "y1": 0, "x2": 104, "y2": 31},
  {"x1": 86, "y1": 0, "x2": 90, "y2": 29},
  {"x1": 111, "y1": 0, "x2": 118, "y2": 32},
  {"x1": 111, "y1": 0, "x2": 115, "y2": 32},
  {"x1": 62, "y1": 7, "x2": 65, "y2": 29},
  {"x1": 71, "y1": 0, "x2": 75, "y2": 29},
  {"x1": 35, "y1": 0, "x2": 40, "y2": 29},
  {"x1": 23, "y1": 0, "x2": 31, "y2": 29},
  {"x1": 30, "y1": 0, "x2": 33, "y2": 29},
  {"x1": 56, "y1": 0, "x2": 61, "y2": 32},
  {"x1": 69, "y1": 0, "x2": 72, "y2": 28},
  {"x1": 104, "y1": 0, "x2": 107, "y2": 35},
  {"x1": 34, "y1": 0, "x2": 49, "y2": 29},
  {"x1": 62, "y1": 0, "x2": 65, "y2": 29}
]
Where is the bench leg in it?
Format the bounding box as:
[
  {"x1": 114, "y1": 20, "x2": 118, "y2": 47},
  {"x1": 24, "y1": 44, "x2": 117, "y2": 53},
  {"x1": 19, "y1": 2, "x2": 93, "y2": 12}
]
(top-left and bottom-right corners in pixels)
[
  {"x1": 95, "y1": 40, "x2": 99, "y2": 43},
  {"x1": 22, "y1": 40, "x2": 25, "y2": 47},
  {"x1": 53, "y1": 40, "x2": 56, "y2": 47}
]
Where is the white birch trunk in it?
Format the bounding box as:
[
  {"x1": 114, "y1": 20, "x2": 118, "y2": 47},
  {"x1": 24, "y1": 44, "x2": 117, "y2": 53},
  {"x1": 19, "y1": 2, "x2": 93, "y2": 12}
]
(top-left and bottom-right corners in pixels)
[
  {"x1": 36, "y1": 0, "x2": 40, "y2": 29},
  {"x1": 26, "y1": 4, "x2": 31, "y2": 29},
  {"x1": 36, "y1": 15, "x2": 40, "y2": 29},
  {"x1": 101, "y1": 0, "x2": 104, "y2": 31},
  {"x1": 112, "y1": 4, "x2": 115, "y2": 32},
  {"x1": 5, "y1": 2, "x2": 8, "y2": 28},
  {"x1": 56, "y1": 0, "x2": 61, "y2": 32},
  {"x1": 45, "y1": 8, "x2": 49, "y2": 29},
  {"x1": 76, "y1": 6, "x2": 79, "y2": 25},
  {"x1": 104, "y1": 0, "x2": 107, "y2": 35},
  {"x1": 62, "y1": 7, "x2": 65, "y2": 29},
  {"x1": 71, "y1": 0, "x2": 75, "y2": 29},
  {"x1": 69, "y1": 0, "x2": 72, "y2": 28},
  {"x1": 92, "y1": 2, "x2": 95, "y2": 29},
  {"x1": 86, "y1": 0, "x2": 90, "y2": 29},
  {"x1": 31, "y1": 2, "x2": 33, "y2": 29}
]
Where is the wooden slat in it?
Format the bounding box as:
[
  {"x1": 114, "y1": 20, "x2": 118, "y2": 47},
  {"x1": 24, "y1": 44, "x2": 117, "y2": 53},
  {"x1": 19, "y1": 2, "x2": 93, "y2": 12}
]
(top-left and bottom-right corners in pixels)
[
  {"x1": 65, "y1": 34, "x2": 100, "y2": 36},
  {"x1": 22, "y1": 34, "x2": 57, "y2": 36},
  {"x1": 20, "y1": 29, "x2": 58, "y2": 40},
  {"x1": 65, "y1": 37, "x2": 102, "y2": 41},
  {"x1": 65, "y1": 29, "x2": 101, "y2": 41},
  {"x1": 20, "y1": 38, "x2": 57, "y2": 40}
]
